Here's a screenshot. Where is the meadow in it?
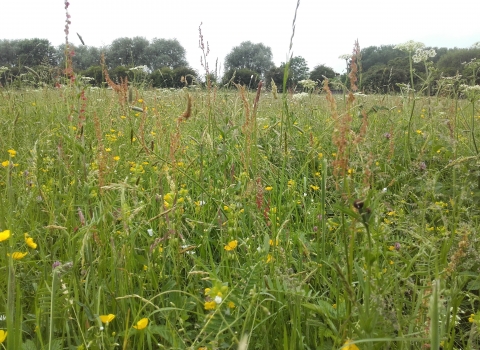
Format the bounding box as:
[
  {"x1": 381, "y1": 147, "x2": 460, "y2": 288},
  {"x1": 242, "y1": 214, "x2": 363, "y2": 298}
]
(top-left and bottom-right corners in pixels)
[{"x1": 1, "y1": 76, "x2": 480, "y2": 350}]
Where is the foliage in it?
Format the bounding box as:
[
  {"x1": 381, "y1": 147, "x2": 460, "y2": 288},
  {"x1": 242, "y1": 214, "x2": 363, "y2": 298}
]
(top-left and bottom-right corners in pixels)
[
  {"x1": 309, "y1": 64, "x2": 337, "y2": 85},
  {"x1": 224, "y1": 41, "x2": 274, "y2": 76},
  {"x1": 106, "y1": 36, "x2": 150, "y2": 68},
  {"x1": 145, "y1": 38, "x2": 188, "y2": 70},
  {"x1": 0, "y1": 38, "x2": 57, "y2": 67},
  {"x1": 221, "y1": 68, "x2": 260, "y2": 88},
  {"x1": 265, "y1": 56, "x2": 309, "y2": 91},
  {"x1": 2, "y1": 77, "x2": 480, "y2": 349}
]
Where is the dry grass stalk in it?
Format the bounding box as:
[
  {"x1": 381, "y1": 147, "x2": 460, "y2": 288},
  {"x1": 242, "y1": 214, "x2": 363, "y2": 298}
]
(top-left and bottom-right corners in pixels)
[
  {"x1": 324, "y1": 79, "x2": 350, "y2": 180},
  {"x1": 178, "y1": 93, "x2": 192, "y2": 122},
  {"x1": 101, "y1": 53, "x2": 128, "y2": 105}
]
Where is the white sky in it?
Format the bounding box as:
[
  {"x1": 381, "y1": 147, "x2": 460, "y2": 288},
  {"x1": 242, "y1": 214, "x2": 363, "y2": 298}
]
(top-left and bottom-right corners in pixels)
[{"x1": 1, "y1": 0, "x2": 479, "y2": 75}]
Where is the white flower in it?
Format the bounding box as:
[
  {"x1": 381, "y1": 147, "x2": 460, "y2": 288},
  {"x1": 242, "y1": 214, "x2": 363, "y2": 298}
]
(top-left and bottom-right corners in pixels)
[
  {"x1": 412, "y1": 48, "x2": 436, "y2": 63},
  {"x1": 394, "y1": 40, "x2": 425, "y2": 53},
  {"x1": 147, "y1": 229, "x2": 153, "y2": 236},
  {"x1": 298, "y1": 79, "x2": 318, "y2": 90},
  {"x1": 292, "y1": 92, "x2": 309, "y2": 101},
  {"x1": 214, "y1": 296, "x2": 223, "y2": 304}
]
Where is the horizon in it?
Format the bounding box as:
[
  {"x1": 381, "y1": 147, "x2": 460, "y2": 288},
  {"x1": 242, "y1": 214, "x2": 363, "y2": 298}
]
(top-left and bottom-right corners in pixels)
[{"x1": 1, "y1": 0, "x2": 479, "y2": 75}]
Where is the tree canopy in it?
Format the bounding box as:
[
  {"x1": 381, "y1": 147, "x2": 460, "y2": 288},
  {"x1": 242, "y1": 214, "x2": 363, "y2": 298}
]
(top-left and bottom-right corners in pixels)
[{"x1": 224, "y1": 41, "x2": 274, "y2": 76}]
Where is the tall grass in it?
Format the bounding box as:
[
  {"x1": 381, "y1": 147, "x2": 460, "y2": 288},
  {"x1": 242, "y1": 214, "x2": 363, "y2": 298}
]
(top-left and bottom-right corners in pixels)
[{"x1": 1, "y1": 3, "x2": 480, "y2": 350}]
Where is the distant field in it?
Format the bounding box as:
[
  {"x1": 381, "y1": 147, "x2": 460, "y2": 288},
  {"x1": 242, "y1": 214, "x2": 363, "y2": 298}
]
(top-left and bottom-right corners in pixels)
[{"x1": 0, "y1": 84, "x2": 479, "y2": 349}]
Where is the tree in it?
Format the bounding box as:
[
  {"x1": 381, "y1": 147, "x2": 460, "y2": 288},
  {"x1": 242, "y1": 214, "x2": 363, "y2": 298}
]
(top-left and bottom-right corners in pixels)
[
  {"x1": 107, "y1": 37, "x2": 150, "y2": 68},
  {"x1": 222, "y1": 68, "x2": 260, "y2": 88},
  {"x1": 56, "y1": 44, "x2": 103, "y2": 70},
  {"x1": 145, "y1": 38, "x2": 188, "y2": 70},
  {"x1": 309, "y1": 64, "x2": 337, "y2": 85},
  {"x1": 224, "y1": 41, "x2": 274, "y2": 76},
  {"x1": 288, "y1": 56, "x2": 309, "y2": 83},
  {"x1": 0, "y1": 39, "x2": 57, "y2": 67}
]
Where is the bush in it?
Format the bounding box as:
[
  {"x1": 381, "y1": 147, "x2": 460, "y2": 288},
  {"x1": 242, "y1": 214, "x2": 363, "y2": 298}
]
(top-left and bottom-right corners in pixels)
[{"x1": 221, "y1": 68, "x2": 260, "y2": 88}]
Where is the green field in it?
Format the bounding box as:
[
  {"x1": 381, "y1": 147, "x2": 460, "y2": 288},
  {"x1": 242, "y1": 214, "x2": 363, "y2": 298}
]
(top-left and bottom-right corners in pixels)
[{"x1": 1, "y1": 81, "x2": 480, "y2": 349}]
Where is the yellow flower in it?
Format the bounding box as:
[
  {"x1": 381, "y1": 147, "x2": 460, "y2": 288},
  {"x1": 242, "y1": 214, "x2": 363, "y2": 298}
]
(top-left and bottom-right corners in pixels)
[
  {"x1": 265, "y1": 186, "x2": 273, "y2": 191},
  {"x1": 469, "y1": 314, "x2": 475, "y2": 323},
  {"x1": 113, "y1": 156, "x2": 120, "y2": 161},
  {"x1": 0, "y1": 330, "x2": 7, "y2": 343},
  {"x1": 227, "y1": 301, "x2": 236, "y2": 309},
  {"x1": 266, "y1": 254, "x2": 273, "y2": 263},
  {"x1": 269, "y1": 239, "x2": 279, "y2": 246},
  {"x1": 7, "y1": 149, "x2": 16, "y2": 157},
  {"x1": 204, "y1": 301, "x2": 216, "y2": 310},
  {"x1": 0, "y1": 230, "x2": 11, "y2": 242},
  {"x1": 204, "y1": 288, "x2": 211, "y2": 295},
  {"x1": 343, "y1": 339, "x2": 359, "y2": 350},
  {"x1": 99, "y1": 314, "x2": 116, "y2": 324},
  {"x1": 310, "y1": 185, "x2": 319, "y2": 191},
  {"x1": 25, "y1": 233, "x2": 37, "y2": 249},
  {"x1": 1, "y1": 160, "x2": 9, "y2": 167},
  {"x1": 138, "y1": 99, "x2": 143, "y2": 103},
  {"x1": 133, "y1": 318, "x2": 149, "y2": 330},
  {"x1": 388, "y1": 246, "x2": 395, "y2": 251},
  {"x1": 11, "y1": 252, "x2": 28, "y2": 260},
  {"x1": 224, "y1": 240, "x2": 238, "y2": 251}
]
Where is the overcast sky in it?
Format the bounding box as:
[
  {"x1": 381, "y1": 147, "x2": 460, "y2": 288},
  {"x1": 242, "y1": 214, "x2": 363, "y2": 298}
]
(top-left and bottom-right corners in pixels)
[{"x1": 2, "y1": 0, "x2": 479, "y2": 75}]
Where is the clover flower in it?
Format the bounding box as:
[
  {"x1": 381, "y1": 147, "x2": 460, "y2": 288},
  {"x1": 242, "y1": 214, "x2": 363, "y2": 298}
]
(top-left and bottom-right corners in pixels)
[{"x1": 204, "y1": 301, "x2": 216, "y2": 310}]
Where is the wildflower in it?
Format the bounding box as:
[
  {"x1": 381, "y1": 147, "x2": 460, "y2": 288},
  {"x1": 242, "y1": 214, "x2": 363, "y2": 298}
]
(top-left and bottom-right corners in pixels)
[
  {"x1": 469, "y1": 314, "x2": 475, "y2": 323},
  {"x1": 343, "y1": 339, "x2": 359, "y2": 350},
  {"x1": 394, "y1": 40, "x2": 425, "y2": 53},
  {"x1": 25, "y1": 233, "x2": 37, "y2": 249},
  {"x1": 99, "y1": 314, "x2": 115, "y2": 324},
  {"x1": 0, "y1": 230, "x2": 11, "y2": 242},
  {"x1": 224, "y1": 240, "x2": 238, "y2": 251},
  {"x1": 7, "y1": 149, "x2": 16, "y2": 157},
  {"x1": 1, "y1": 160, "x2": 9, "y2": 167},
  {"x1": 138, "y1": 99, "x2": 144, "y2": 103},
  {"x1": 133, "y1": 318, "x2": 149, "y2": 330},
  {"x1": 269, "y1": 239, "x2": 279, "y2": 246},
  {"x1": 204, "y1": 288, "x2": 211, "y2": 295},
  {"x1": 113, "y1": 156, "x2": 120, "y2": 161},
  {"x1": 214, "y1": 295, "x2": 222, "y2": 304},
  {"x1": 266, "y1": 254, "x2": 273, "y2": 263},
  {"x1": 11, "y1": 252, "x2": 28, "y2": 260},
  {"x1": 204, "y1": 301, "x2": 216, "y2": 310},
  {"x1": 310, "y1": 185, "x2": 320, "y2": 191},
  {"x1": 228, "y1": 301, "x2": 236, "y2": 309},
  {"x1": 388, "y1": 246, "x2": 395, "y2": 251},
  {"x1": 0, "y1": 330, "x2": 6, "y2": 343},
  {"x1": 265, "y1": 186, "x2": 273, "y2": 191}
]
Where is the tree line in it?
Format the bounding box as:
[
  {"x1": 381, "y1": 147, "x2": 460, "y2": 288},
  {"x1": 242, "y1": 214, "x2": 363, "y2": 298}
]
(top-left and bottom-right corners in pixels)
[{"x1": 0, "y1": 37, "x2": 479, "y2": 92}]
